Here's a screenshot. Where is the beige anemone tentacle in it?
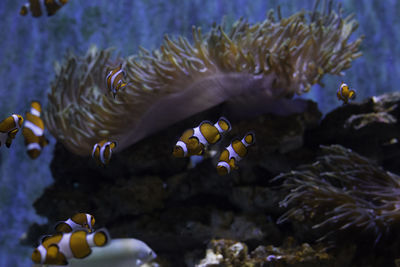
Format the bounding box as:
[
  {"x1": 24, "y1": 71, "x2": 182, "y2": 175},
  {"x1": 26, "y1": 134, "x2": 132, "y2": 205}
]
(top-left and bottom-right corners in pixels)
[{"x1": 44, "y1": 1, "x2": 363, "y2": 155}]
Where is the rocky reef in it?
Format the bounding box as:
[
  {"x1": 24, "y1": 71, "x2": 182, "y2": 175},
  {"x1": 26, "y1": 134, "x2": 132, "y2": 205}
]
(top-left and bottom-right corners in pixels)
[
  {"x1": 24, "y1": 91, "x2": 400, "y2": 266},
  {"x1": 196, "y1": 237, "x2": 333, "y2": 267}
]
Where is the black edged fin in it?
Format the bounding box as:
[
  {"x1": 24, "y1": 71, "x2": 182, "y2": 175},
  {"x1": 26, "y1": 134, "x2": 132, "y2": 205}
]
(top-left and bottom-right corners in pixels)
[
  {"x1": 215, "y1": 134, "x2": 221, "y2": 144},
  {"x1": 9, "y1": 128, "x2": 18, "y2": 136},
  {"x1": 54, "y1": 221, "x2": 72, "y2": 233},
  {"x1": 198, "y1": 120, "x2": 213, "y2": 128},
  {"x1": 196, "y1": 148, "x2": 205, "y2": 156},
  {"x1": 188, "y1": 135, "x2": 200, "y2": 143},
  {"x1": 218, "y1": 116, "x2": 232, "y2": 132},
  {"x1": 94, "y1": 227, "x2": 111, "y2": 246},
  {"x1": 243, "y1": 131, "x2": 256, "y2": 145},
  {"x1": 38, "y1": 234, "x2": 52, "y2": 244}
]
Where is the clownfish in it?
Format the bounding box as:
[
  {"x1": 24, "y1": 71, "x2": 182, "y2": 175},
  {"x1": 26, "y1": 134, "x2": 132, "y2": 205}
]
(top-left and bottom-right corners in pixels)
[
  {"x1": 106, "y1": 64, "x2": 128, "y2": 98},
  {"x1": 55, "y1": 213, "x2": 95, "y2": 233},
  {"x1": 337, "y1": 82, "x2": 356, "y2": 104},
  {"x1": 0, "y1": 114, "x2": 24, "y2": 148},
  {"x1": 92, "y1": 140, "x2": 117, "y2": 167},
  {"x1": 22, "y1": 101, "x2": 49, "y2": 159},
  {"x1": 20, "y1": 0, "x2": 68, "y2": 17},
  {"x1": 216, "y1": 132, "x2": 255, "y2": 176},
  {"x1": 31, "y1": 229, "x2": 110, "y2": 265},
  {"x1": 173, "y1": 117, "x2": 232, "y2": 158}
]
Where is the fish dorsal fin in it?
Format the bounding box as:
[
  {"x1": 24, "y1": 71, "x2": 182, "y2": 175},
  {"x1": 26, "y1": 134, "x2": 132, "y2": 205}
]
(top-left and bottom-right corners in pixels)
[
  {"x1": 38, "y1": 234, "x2": 51, "y2": 244},
  {"x1": 54, "y1": 221, "x2": 72, "y2": 233},
  {"x1": 110, "y1": 141, "x2": 117, "y2": 149}
]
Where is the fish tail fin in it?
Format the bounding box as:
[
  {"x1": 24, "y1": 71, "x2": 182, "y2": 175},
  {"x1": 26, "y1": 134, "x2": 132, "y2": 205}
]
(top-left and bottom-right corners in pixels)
[
  {"x1": 349, "y1": 90, "x2": 356, "y2": 99},
  {"x1": 242, "y1": 131, "x2": 256, "y2": 146},
  {"x1": 110, "y1": 141, "x2": 117, "y2": 149},
  {"x1": 5, "y1": 137, "x2": 12, "y2": 148},
  {"x1": 216, "y1": 117, "x2": 231, "y2": 133},
  {"x1": 93, "y1": 228, "x2": 110, "y2": 247},
  {"x1": 20, "y1": 4, "x2": 29, "y2": 16}
]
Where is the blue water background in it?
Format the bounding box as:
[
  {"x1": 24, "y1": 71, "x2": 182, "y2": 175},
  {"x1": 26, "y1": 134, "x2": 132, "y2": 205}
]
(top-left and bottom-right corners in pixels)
[{"x1": 0, "y1": 0, "x2": 398, "y2": 266}]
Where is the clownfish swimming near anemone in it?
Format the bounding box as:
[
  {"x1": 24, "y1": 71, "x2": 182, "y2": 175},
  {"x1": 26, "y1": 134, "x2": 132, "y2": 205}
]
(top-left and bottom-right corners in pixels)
[
  {"x1": 55, "y1": 213, "x2": 95, "y2": 233},
  {"x1": 173, "y1": 117, "x2": 232, "y2": 158},
  {"x1": 337, "y1": 82, "x2": 356, "y2": 104},
  {"x1": 92, "y1": 140, "x2": 117, "y2": 167},
  {"x1": 31, "y1": 228, "x2": 110, "y2": 265},
  {"x1": 20, "y1": 0, "x2": 68, "y2": 17},
  {"x1": 106, "y1": 64, "x2": 128, "y2": 99},
  {"x1": 22, "y1": 101, "x2": 49, "y2": 159},
  {"x1": 216, "y1": 132, "x2": 255, "y2": 176},
  {"x1": 0, "y1": 114, "x2": 23, "y2": 148}
]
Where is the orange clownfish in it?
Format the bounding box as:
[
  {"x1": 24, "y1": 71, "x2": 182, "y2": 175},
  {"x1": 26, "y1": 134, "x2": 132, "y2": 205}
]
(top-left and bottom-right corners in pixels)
[
  {"x1": 106, "y1": 64, "x2": 128, "y2": 98},
  {"x1": 0, "y1": 114, "x2": 24, "y2": 148},
  {"x1": 216, "y1": 132, "x2": 255, "y2": 176},
  {"x1": 337, "y1": 82, "x2": 356, "y2": 104},
  {"x1": 31, "y1": 229, "x2": 110, "y2": 265},
  {"x1": 22, "y1": 101, "x2": 49, "y2": 159},
  {"x1": 92, "y1": 140, "x2": 117, "y2": 167},
  {"x1": 55, "y1": 213, "x2": 95, "y2": 233},
  {"x1": 20, "y1": 0, "x2": 68, "y2": 17},
  {"x1": 173, "y1": 117, "x2": 232, "y2": 158}
]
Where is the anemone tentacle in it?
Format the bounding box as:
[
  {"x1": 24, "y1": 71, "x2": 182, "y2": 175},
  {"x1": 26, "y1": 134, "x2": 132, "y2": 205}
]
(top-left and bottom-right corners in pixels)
[{"x1": 44, "y1": 1, "x2": 363, "y2": 155}]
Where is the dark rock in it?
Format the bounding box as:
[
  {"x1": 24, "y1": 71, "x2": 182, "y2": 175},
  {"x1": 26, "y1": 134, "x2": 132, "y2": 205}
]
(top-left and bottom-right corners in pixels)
[
  {"x1": 196, "y1": 238, "x2": 336, "y2": 267},
  {"x1": 306, "y1": 92, "x2": 400, "y2": 174},
  {"x1": 27, "y1": 98, "x2": 320, "y2": 266},
  {"x1": 26, "y1": 93, "x2": 400, "y2": 266}
]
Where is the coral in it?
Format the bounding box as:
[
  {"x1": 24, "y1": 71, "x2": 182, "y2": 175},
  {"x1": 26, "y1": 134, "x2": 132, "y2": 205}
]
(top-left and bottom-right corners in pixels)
[
  {"x1": 44, "y1": 1, "x2": 363, "y2": 155},
  {"x1": 251, "y1": 237, "x2": 332, "y2": 266},
  {"x1": 196, "y1": 238, "x2": 333, "y2": 267},
  {"x1": 28, "y1": 102, "x2": 322, "y2": 266},
  {"x1": 344, "y1": 92, "x2": 399, "y2": 130},
  {"x1": 276, "y1": 145, "x2": 400, "y2": 243},
  {"x1": 197, "y1": 239, "x2": 250, "y2": 267},
  {"x1": 305, "y1": 92, "x2": 400, "y2": 173}
]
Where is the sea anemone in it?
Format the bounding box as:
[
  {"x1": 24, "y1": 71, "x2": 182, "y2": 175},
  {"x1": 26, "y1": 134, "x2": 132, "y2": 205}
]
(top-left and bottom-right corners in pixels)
[
  {"x1": 44, "y1": 1, "x2": 363, "y2": 155},
  {"x1": 275, "y1": 145, "x2": 400, "y2": 243}
]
